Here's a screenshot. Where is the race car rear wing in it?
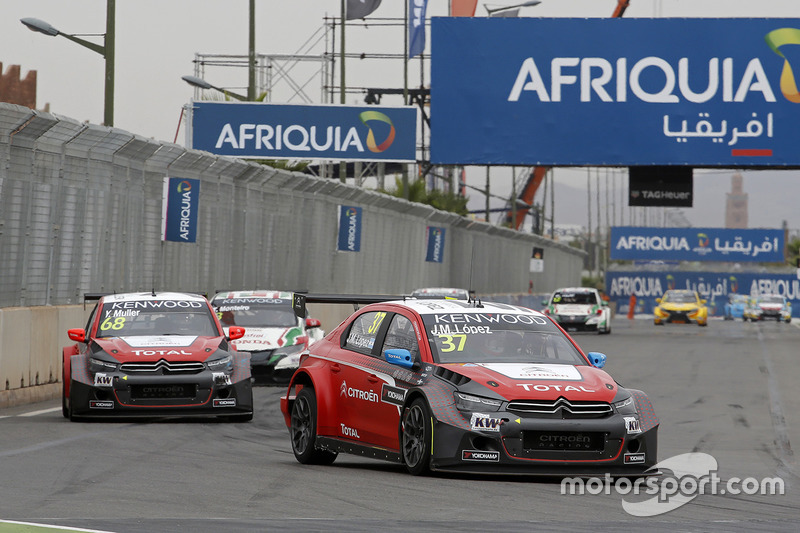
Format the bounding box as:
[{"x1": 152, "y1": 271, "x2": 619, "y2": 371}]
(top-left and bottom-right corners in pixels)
[{"x1": 292, "y1": 293, "x2": 405, "y2": 318}]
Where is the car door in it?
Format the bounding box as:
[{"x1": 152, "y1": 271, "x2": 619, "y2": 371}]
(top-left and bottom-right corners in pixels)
[
  {"x1": 334, "y1": 309, "x2": 391, "y2": 445},
  {"x1": 353, "y1": 311, "x2": 425, "y2": 450}
]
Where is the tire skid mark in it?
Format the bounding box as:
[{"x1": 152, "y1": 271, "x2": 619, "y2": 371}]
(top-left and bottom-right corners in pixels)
[{"x1": 756, "y1": 328, "x2": 798, "y2": 480}]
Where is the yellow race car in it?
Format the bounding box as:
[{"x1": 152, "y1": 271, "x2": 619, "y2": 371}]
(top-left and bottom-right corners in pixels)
[{"x1": 654, "y1": 289, "x2": 708, "y2": 327}]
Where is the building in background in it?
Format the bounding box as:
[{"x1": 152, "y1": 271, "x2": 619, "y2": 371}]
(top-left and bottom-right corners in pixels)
[
  {"x1": 0, "y1": 63, "x2": 37, "y2": 109},
  {"x1": 725, "y1": 173, "x2": 748, "y2": 229}
]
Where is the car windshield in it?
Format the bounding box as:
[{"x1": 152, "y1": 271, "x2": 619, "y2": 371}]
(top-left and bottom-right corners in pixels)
[
  {"x1": 213, "y1": 298, "x2": 297, "y2": 328},
  {"x1": 730, "y1": 294, "x2": 749, "y2": 303},
  {"x1": 552, "y1": 291, "x2": 596, "y2": 305},
  {"x1": 760, "y1": 295, "x2": 784, "y2": 304},
  {"x1": 421, "y1": 312, "x2": 586, "y2": 365},
  {"x1": 96, "y1": 301, "x2": 218, "y2": 338},
  {"x1": 662, "y1": 291, "x2": 697, "y2": 303}
]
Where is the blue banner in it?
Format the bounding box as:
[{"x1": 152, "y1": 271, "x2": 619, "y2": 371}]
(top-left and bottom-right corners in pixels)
[
  {"x1": 409, "y1": 0, "x2": 429, "y2": 58},
  {"x1": 337, "y1": 205, "x2": 363, "y2": 252},
  {"x1": 162, "y1": 177, "x2": 200, "y2": 243},
  {"x1": 190, "y1": 102, "x2": 416, "y2": 162},
  {"x1": 431, "y1": 18, "x2": 800, "y2": 166},
  {"x1": 425, "y1": 226, "x2": 446, "y2": 263},
  {"x1": 606, "y1": 271, "x2": 800, "y2": 317},
  {"x1": 610, "y1": 227, "x2": 784, "y2": 262}
]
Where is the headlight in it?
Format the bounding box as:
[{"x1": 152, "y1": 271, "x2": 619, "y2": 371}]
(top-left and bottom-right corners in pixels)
[
  {"x1": 206, "y1": 354, "x2": 233, "y2": 372},
  {"x1": 89, "y1": 357, "x2": 118, "y2": 373},
  {"x1": 614, "y1": 396, "x2": 637, "y2": 415},
  {"x1": 454, "y1": 391, "x2": 503, "y2": 412}
]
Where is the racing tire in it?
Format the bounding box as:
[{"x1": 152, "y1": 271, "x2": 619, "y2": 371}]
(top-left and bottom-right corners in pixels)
[
  {"x1": 401, "y1": 398, "x2": 433, "y2": 476},
  {"x1": 290, "y1": 387, "x2": 337, "y2": 465},
  {"x1": 61, "y1": 375, "x2": 70, "y2": 419},
  {"x1": 67, "y1": 379, "x2": 79, "y2": 422}
]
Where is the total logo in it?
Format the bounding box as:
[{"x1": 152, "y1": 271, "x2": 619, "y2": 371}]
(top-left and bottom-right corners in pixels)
[
  {"x1": 516, "y1": 384, "x2": 595, "y2": 393},
  {"x1": 340, "y1": 423, "x2": 361, "y2": 439}
]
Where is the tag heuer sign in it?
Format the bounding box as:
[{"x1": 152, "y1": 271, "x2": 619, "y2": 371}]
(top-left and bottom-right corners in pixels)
[{"x1": 629, "y1": 166, "x2": 693, "y2": 207}]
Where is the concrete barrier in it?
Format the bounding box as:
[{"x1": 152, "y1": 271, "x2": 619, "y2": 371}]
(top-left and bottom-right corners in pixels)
[{"x1": 0, "y1": 305, "x2": 89, "y2": 409}]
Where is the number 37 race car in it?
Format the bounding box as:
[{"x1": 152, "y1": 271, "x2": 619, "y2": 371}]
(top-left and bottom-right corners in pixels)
[
  {"x1": 62, "y1": 292, "x2": 254, "y2": 421},
  {"x1": 281, "y1": 296, "x2": 658, "y2": 476}
]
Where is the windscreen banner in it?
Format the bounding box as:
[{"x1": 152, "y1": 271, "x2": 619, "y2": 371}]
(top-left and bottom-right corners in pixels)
[
  {"x1": 161, "y1": 177, "x2": 200, "y2": 243},
  {"x1": 337, "y1": 205, "x2": 363, "y2": 252},
  {"x1": 607, "y1": 270, "x2": 800, "y2": 317},
  {"x1": 430, "y1": 18, "x2": 800, "y2": 166},
  {"x1": 190, "y1": 102, "x2": 416, "y2": 162},
  {"x1": 610, "y1": 227, "x2": 784, "y2": 262},
  {"x1": 425, "y1": 226, "x2": 446, "y2": 263}
]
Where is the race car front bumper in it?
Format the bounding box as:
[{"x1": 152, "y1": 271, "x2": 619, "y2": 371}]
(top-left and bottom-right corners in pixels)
[
  {"x1": 69, "y1": 371, "x2": 253, "y2": 419},
  {"x1": 429, "y1": 413, "x2": 658, "y2": 476}
]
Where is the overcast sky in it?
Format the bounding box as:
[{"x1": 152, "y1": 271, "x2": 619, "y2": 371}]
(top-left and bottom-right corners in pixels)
[{"x1": 3, "y1": 1, "x2": 800, "y2": 232}]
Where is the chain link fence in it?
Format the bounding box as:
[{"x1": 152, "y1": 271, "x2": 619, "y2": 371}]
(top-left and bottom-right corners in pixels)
[{"x1": 0, "y1": 103, "x2": 585, "y2": 308}]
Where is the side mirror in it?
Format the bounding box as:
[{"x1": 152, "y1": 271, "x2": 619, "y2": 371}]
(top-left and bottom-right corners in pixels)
[
  {"x1": 67, "y1": 328, "x2": 86, "y2": 343},
  {"x1": 541, "y1": 300, "x2": 548, "y2": 306},
  {"x1": 384, "y1": 348, "x2": 415, "y2": 369},
  {"x1": 228, "y1": 326, "x2": 246, "y2": 341},
  {"x1": 305, "y1": 317, "x2": 321, "y2": 329},
  {"x1": 655, "y1": 298, "x2": 661, "y2": 303},
  {"x1": 701, "y1": 299, "x2": 707, "y2": 304},
  {"x1": 586, "y1": 351, "x2": 606, "y2": 368}
]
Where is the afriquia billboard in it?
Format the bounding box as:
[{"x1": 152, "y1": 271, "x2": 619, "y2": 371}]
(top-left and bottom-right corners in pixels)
[
  {"x1": 425, "y1": 226, "x2": 446, "y2": 263},
  {"x1": 610, "y1": 227, "x2": 784, "y2": 263},
  {"x1": 337, "y1": 205, "x2": 363, "y2": 252},
  {"x1": 430, "y1": 18, "x2": 800, "y2": 166},
  {"x1": 161, "y1": 177, "x2": 200, "y2": 243},
  {"x1": 607, "y1": 271, "x2": 800, "y2": 318},
  {"x1": 189, "y1": 101, "x2": 416, "y2": 162}
]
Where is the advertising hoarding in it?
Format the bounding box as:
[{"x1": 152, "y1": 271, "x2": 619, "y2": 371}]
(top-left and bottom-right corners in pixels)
[
  {"x1": 610, "y1": 227, "x2": 784, "y2": 262},
  {"x1": 190, "y1": 102, "x2": 416, "y2": 162},
  {"x1": 607, "y1": 270, "x2": 800, "y2": 317},
  {"x1": 430, "y1": 18, "x2": 800, "y2": 166},
  {"x1": 161, "y1": 177, "x2": 200, "y2": 243}
]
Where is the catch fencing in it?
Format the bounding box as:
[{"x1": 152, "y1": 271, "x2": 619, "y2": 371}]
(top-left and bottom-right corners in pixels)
[{"x1": 0, "y1": 102, "x2": 584, "y2": 306}]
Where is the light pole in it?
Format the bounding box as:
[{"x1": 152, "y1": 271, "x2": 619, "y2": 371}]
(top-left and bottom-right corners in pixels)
[
  {"x1": 484, "y1": 0, "x2": 541, "y2": 17},
  {"x1": 181, "y1": 75, "x2": 249, "y2": 102},
  {"x1": 21, "y1": 0, "x2": 115, "y2": 127}
]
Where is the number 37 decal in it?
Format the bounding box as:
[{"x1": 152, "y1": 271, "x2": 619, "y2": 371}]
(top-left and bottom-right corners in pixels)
[{"x1": 437, "y1": 334, "x2": 466, "y2": 352}]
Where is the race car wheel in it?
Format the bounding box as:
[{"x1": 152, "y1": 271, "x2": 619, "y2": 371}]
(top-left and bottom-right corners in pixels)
[
  {"x1": 61, "y1": 375, "x2": 70, "y2": 419},
  {"x1": 290, "y1": 387, "x2": 337, "y2": 465},
  {"x1": 67, "y1": 379, "x2": 79, "y2": 422},
  {"x1": 401, "y1": 398, "x2": 432, "y2": 476}
]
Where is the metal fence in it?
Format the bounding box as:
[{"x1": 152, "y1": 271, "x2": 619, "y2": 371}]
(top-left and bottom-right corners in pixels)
[{"x1": 0, "y1": 102, "x2": 585, "y2": 307}]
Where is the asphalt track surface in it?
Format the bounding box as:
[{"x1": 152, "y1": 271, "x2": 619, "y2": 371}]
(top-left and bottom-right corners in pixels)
[{"x1": 1, "y1": 318, "x2": 798, "y2": 533}]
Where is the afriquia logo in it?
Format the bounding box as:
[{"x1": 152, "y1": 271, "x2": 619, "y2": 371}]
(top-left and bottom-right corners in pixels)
[
  {"x1": 765, "y1": 28, "x2": 800, "y2": 103},
  {"x1": 359, "y1": 110, "x2": 396, "y2": 153},
  {"x1": 697, "y1": 233, "x2": 710, "y2": 248},
  {"x1": 177, "y1": 180, "x2": 192, "y2": 193},
  {"x1": 345, "y1": 207, "x2": 358, "y2": 217},
  {"x1": 729, "y1": 276, "x2": 738, "y2": 293},
  {"x1": 666, "y1": 274, "x2": 676, "y2": 291}
]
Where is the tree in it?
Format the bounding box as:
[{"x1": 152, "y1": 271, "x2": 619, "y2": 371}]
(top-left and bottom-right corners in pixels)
[{"x1": 379, "y1": 178, "x2": 469, "y2": 216}]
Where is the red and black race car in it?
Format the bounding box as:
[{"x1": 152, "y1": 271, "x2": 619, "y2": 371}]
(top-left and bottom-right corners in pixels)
[
  {"x1": 62, "y1": 292, "x2": 253, "y2": 421},
  {"x1": 281, "y1": 295, "x2": 658, "y2": 476}
]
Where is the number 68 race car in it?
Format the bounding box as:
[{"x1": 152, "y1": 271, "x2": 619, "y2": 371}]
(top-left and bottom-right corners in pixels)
[
  {"x1": 62, "y1": 292, "x2": 254, "y2": 421},
  {"x1": 281, "y1": 295, "x2": 658, "y2": 476}
]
